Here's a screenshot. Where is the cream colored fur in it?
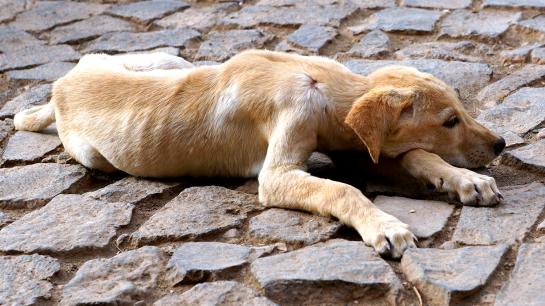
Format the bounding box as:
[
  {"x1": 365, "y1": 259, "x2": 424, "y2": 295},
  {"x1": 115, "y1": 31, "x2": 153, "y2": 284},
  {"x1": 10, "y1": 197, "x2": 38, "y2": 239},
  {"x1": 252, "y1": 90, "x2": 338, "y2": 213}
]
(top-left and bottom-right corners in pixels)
[{"x1": 14, "y1": 50, "x2": 504, "y2": 258}]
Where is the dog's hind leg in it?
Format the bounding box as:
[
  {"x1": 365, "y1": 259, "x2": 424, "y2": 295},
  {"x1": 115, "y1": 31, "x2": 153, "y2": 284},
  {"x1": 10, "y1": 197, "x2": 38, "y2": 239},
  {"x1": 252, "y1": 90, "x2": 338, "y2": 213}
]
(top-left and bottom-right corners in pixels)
[{"x1": 61, "y1": 133, "x2": 117, "y2": 173}]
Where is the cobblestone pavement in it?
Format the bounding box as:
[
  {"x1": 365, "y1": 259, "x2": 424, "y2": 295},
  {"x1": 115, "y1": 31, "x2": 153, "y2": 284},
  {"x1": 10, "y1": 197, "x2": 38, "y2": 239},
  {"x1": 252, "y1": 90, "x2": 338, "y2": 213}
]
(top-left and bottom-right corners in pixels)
[{"x1": 1, "y1": 0, "x2": 545, "y2": 305}]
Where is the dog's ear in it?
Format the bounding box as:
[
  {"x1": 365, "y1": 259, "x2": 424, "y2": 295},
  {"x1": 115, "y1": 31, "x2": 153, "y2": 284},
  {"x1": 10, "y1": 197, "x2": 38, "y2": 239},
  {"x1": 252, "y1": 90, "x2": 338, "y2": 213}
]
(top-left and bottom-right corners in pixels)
[{"x1": 345, "y1": 86, "x2": 416, "y2": 163}]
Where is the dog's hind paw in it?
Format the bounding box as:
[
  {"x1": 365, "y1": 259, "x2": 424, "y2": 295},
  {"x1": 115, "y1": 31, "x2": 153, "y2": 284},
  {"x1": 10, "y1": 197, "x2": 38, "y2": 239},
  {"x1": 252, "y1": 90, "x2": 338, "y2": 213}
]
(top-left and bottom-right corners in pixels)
[
  {"x1": 440, "y1": 168, "x2": 502, "y2": 206},
  {"x1": 357, "y1": 211, "x2": 416, "y2": 259}
]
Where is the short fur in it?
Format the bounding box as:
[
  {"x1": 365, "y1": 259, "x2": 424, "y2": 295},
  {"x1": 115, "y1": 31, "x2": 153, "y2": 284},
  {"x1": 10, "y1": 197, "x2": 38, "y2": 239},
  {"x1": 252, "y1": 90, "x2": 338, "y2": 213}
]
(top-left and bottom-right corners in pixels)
[{"x1": 14, "y1": 50, "x2": 504, "y2": 258}]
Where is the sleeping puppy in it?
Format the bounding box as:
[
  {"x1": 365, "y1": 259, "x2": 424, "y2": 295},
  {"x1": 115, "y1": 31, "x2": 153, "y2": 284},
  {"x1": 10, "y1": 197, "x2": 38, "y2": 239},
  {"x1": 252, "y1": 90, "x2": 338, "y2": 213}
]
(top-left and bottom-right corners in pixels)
[{"x1": 14, "y1": 50, "x2": 505, "y2": 258}]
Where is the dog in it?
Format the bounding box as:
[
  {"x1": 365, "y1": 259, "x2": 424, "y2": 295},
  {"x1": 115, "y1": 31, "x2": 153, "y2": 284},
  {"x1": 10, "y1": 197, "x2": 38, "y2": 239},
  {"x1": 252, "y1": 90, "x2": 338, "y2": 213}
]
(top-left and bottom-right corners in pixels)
[{"x1": 14, "y1": 50, "x2": 505, "y2": 258}]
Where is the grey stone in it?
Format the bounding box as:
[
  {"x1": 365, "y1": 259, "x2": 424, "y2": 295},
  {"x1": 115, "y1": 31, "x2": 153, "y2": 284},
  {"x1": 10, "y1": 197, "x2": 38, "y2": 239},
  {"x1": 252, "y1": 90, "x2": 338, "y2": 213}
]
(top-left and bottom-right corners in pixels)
[
  {"x1": 348, "y1": 30, "x2": 390, "y2": 58},
  {"x1": 499, "y1": 43, "x2": 543, "y2": 63},
  {"x1": 7, "y1": 62, "x2": 75, "y2": 82},
  {"x1": 0, "y1": 84, "x2": 51, "y2": 119},
  {"x1": 0, "y1": 44, "x2": 80, "y2": 72},
  {"x1": 0, "y1": 194, "x2": 133, "y2": 253},
  {"x1": 249, "y1": 208, "x2": 341, "y2": 245},
  {"x1": 251, "y1": 239, "x2": 401, "y2": 305},
  {"x1": 9, "y1": 1, "x2": 107, "y2": 32},
  {"x1": 49, "y1": 15, "x2": 136, "y2": 44},
  {"x1": 221, "y1": 3, "x2": 357, "y2": 28},
  {"x1": 2, "y1": 131, "x2": 61, "y2": 164},
  {"x1": 196, "y1": 30, "x2": 273, "y2": 61},
  {"x1": 166, "y1": 242, "x2": 254, "y2": 284},
  {"x1": 401, "y1": 0, "x2": 471, "y2": 8},
  {"x1": 286, "y1": 25, "x2": 337, "y2": 53},
  {"x1": 352, "y1": 8, "x2": 442, "y2": 33},
  {"x1": 0, "y1": 119, "x2": 14, "y2": 145},
  {"x1": 348, "y1": 0, "x2": 397, "y2": 8},
  {"x1": 155, "y1": 3, "x2": 239, "y2": 33},
  {"x1": 395, "y1": 41, "x2": 480, "y2": 62},
  {"x1": 107, "y1": 0, "x2": 189, "y2": 23},
  {"x1": 477, "y1": 87, "x2": 545, "y2": 137},
  {"x1": 0, "y1": 0, "x2": 29, "y2": 23},
  {"x1": 476, "y1": 65, "x2": 545, "y2": 108},
  {"x1": 83, "y1": 28, "x2": 200, "y2": 53},
  {"x1": 518, "y1": 15, "x2": 545, "y2": 34},
  {"x1": 452, "y1": 182, "x2": 545, "y2": 245},
  {"x1": 374, "y1": 196, "x2": 454, "y2": 239},
  {"x1": 538, "y1": 128, "x2": 545, "y2": 139},
  {"x1": 345, "y1": 59, "x2": 491, "y2": 110},
  {"x1": 154, "y1": 281, "x2": 276, "y2": 306},
  {"x1": 484, "y1": 0, "x2": 545, "y2": 8},
  {"x1": 504, "y1": 140, "x2": 545, "y2": 172},
  {"x1": 531, "y1": 47, "x2": 545, "y2": 64},
  {"x1": 131, "y1": 186, "x2": 260, "y2": 244},
  {"x1": 61, "y1": 246, "x2": 166, "y2": 306},
  {"x1": 0, "y1": 254, "x2": 60, "y2": 306},
  {"x1": 0, "y1": 163, "x2": 87, "y2": 209},
  {"x1": 0, "y1": 212, "x2": 13, "y2": 228},
  {"x1": 0, "y1": 26, "x2": 43, "y2": 53},
  {"x1": 306, "y1": 151, "x2": 334, "y2": 173},
  {"x1": 85, "y1": 176, "x2": 179, "y2": 204},
  {"x1": 495, "y1": 243, "x2": 545, "y2": 306},
  {"x1": 440, "y1": 10, "x2": 521, "y2": 39},
  {"x1": 401, "y1": 245, "x2": 508, "y2": 306}
]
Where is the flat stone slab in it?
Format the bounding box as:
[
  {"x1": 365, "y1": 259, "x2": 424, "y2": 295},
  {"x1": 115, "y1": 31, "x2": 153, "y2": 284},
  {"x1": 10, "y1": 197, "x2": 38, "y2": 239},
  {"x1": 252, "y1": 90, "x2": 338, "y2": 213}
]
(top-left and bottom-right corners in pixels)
[
  {"x1": 477, "y1": 87, "x2": 545, "y2": 138},
  {"x1": 395, "y1": 41, "x2": 480, "y2": 62},
  {"x1": 344, "y1": 59, "x2": 491, "y2": 109},
  {"x1": 61, "y1": 246, "x2": 166, "y2": 306},
  {"x1": 0, "y1": 84, "x2": 51, "y2": 119},
  {"x1": 2, "y1": 130, "x2": 61, "y2": 164},
  {"x1": 0, "y1": 26, "x2": 43, "y2": 53},
  {"x1": 0, "y1": 254, "x2": 60, "y2": 306},
  {"x1": 197, "y1": 30, "x2": 273, "y2": 61},
  {"x1": 286, "y1": 25, "x2": 337, "y2": 53},
  {"x1": 401, "y1": 245, "x2": 508, "y2": 306},
  {"x1": 401, "y1": 0, "x2": 471, "y2": 8},
  {"x1": 352, "y1": 7, "x2": 442, "y2": 33},
  {"x1": 154, "y1": 281, "x2": 276, "y2": 306},
  {"x1": 499, "y1": 43, "x2": 543, "y2": 64},
  {"x1": 85, "y1": 176, "x2": 179, "y2": 204},
  {"x1": 155, "y1": 3, "x2": 239, "y2": 33},
  {"x1": 131, "y1": 186, "x2": 260, "y2": 244},
  {"x1": 0, "y1": 0, "x2": 28, "y2": 23},
  {"x1": 0, "y1": 163, "x2": 87, "y2": 209},
  {"x1": 374, "y1": 196, "x2": 454, "y2": 239},
  {"x1": 249, "y1": 208, "x2": 341, "y2": 245},
  {"x1": 0, "y1": 194, "x2": 133, "y2": 253},
  {"x1": 49, "y1": 15, "x2": 136, "y2": 44},
  {"x1": 0, "y1": 44, "x2": 80, "y2": 72},
  {"x1": 83, "y1": 28, "x2": 200, "y2": 53},
  {"x1": 166, "y1": 242, "x2": 255, "y2": 284},
  {"x1": 7, "y1": 62, "x2": 75, "y2": 82},
  {"x1": 484, "y1": 0, "x2": 545, "y2": 8},
  {"x1": 107, "y1": 0, "x2": 189, "y2": 23},
  {"x1": 477, "y1": 65, "x2": 545, "y2": 108},
  {"x1": 440, "y1": 10, "x2": 521, "y2": 40},
  {"x1": 9, "y1": 1, "x2": 107, "y2": 32},
  {"x1": 495, "y1": 243, "x2": 545, "y2": 306},
  {"x1": 220, "y1": 3, "x2": 357, "y2": 28},
  {"x1": 348, "y1": 30, "x2": 390, "y2": 58},
  {"x1": 518, "y1": 15, "x2": 545, "y2": 34},
  {"x1": 504, "y1": 140, "x2": 545, "y2": 172},
  {"x1": 250, "y1": 239, "x2": 401, "y2": 305},
  {"x1": 0, "y1": 212, "x2": 13, "y2": 228},
  {"x1": 452, "y1": 182, "x2": 545, "y2": 245},
  {"x1": 0, "y1": 119, "x2": 14, "y2": 145},
  {"x1": 531, "y1": 47, "x2": 545, "y2": 64}
]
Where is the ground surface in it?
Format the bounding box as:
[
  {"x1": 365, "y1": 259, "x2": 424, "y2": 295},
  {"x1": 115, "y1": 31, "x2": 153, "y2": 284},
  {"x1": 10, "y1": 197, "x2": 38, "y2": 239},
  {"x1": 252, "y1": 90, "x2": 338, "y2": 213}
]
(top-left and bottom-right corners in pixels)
[{"x1": 1, "y1": 0, "x2": 545, "y2": 305}]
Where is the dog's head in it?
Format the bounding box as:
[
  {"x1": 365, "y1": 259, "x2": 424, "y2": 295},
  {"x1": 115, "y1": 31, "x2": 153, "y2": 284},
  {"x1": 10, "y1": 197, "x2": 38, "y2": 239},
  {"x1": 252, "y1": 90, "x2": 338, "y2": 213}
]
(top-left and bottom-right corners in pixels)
[{"x1": 345, "y1": 66, "x2": 505, "y2": 168}]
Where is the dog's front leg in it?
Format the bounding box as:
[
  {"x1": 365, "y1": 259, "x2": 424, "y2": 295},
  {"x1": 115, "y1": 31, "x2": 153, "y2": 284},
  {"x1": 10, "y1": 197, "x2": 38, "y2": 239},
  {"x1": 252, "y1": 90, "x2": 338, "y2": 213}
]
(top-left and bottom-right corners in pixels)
[
  {"x1": 258, "y1": 118, "x2": 415, "y2": 258},
  {"x1": 400, "y1": 149, "x2": 502, "y2": 206}
]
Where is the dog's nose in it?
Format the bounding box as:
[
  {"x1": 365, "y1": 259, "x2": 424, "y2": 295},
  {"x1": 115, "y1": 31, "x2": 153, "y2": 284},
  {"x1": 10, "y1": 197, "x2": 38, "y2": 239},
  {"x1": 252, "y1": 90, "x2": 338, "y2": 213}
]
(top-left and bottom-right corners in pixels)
[{"x1": 494, "y1": 137, "x2": 506, "y2": 155}]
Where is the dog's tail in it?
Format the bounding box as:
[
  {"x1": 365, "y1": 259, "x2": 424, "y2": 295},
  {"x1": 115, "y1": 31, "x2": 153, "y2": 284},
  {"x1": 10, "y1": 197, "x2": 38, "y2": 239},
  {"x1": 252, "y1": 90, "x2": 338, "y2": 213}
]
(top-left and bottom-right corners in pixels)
[{"x1": 14, "y1": 101, "x2": 55, "y2": 132}]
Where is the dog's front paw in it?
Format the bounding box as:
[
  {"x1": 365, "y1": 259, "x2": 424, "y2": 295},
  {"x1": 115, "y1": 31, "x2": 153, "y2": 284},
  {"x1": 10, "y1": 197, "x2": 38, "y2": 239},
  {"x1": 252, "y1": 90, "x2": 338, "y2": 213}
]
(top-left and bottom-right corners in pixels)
[
  {"x1": 357, "y1": 211, "x2": 416, "y2": 259},
  {"x1": 439, "y1": 169, "x2": 502, "y2": 206}
]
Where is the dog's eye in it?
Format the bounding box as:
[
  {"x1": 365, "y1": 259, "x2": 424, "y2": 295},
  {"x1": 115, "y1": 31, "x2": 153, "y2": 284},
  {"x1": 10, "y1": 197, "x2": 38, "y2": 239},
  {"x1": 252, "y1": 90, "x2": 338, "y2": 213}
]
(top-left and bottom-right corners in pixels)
[{"x1": 443, "y1": 116, "x2": 459, "y2": 128}]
